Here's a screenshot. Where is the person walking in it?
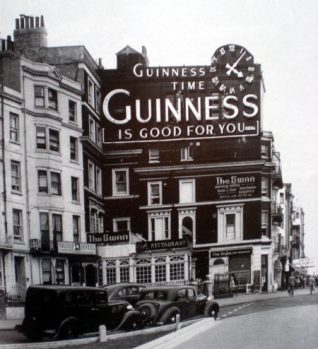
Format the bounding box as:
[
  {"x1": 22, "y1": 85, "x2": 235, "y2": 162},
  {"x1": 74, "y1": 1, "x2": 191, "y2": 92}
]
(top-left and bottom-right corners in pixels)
[
  {"x1": 308, "y1": 275, "x2": 315, "y2": 295},
  {"x1": 288, "y1": 273, "x2": 295, "y2": 296}
]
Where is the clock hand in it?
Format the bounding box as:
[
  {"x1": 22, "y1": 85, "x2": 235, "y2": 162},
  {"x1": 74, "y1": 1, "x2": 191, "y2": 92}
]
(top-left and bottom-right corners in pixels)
[
  {"x1": 225, "y1": 63, "x2": 244, "y2": 78},
  {"x1": 226, "y1": 51, "x2": 246, "y2": 76}
]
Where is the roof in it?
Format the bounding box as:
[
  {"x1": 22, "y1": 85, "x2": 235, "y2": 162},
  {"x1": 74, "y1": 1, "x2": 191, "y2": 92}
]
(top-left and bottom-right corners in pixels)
[{"x1": 116, "y1": 45, "x2": 140, "y2": 56}]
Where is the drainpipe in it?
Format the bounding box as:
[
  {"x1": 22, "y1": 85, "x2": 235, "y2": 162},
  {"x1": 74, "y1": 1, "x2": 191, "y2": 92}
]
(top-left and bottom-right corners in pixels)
[
  {"x1": 21, "y1": 74, "x2": 33, "y2": 286},
  {"x1": 0, "y1": 85, "x2": 8, "y2": 296}
]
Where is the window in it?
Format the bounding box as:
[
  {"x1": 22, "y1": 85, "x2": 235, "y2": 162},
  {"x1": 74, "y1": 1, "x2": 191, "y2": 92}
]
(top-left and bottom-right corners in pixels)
[
  {"x1": 96, "y1": 125, "x2": 102, "y2": 147},
  {"x1": 280, "y1": 192, "x2": 284, "y2": 205},
  {"x1": 49, "y1": 129, "x2": 59, "y2": 152},
  {"x1": 71, "y1": 177, "x2": 79, "y2": 201},
  {"x1": 70, "y1": 137, "x2": 78, "y2": 161},
  {"x1": 34, "y1": 86, "x2": 45, "y2": 107},
  {"x1": 261, "y1": 144, "x2": 269, "y2": 158},
  {"x1": 69, "y1": 100, "x2": 77, "y2": 122},
  {"x1": 38, "y1": 170, "x2": 48, "y2": 193},
  {"x1": 88, "y1": 79, "x2": 95, "y2": 107},
  {"x1": 40, "y1": 212, "x2": 50, "y2": 250},
  {"x1": 51, "y1": 172, "x2": 61, "y2": 195},
  {"x1": 181, "y1": 146, "x2": 193, "y2": 161},
  {"x1": 226, "y1": 214, "x2": 236, "y2": 239},
  {"x1": 261, "y1": 177, "x2": 269, "y2": 196},
  {"x1": 148, "y1": 182, "x2": 162, "y2": 205},
  {"x1": 155, "y1": 257, "x2": 166, "y2": 282},
  {"x1": 218, "y1": 205, "x2": 243, "y2": 242},
  {"x1": 12, "y1": 209, "x2": 23, "y2": 241},
  {"x1": 95, "y1": 88, "x2": 101, "y2": 112},
  {"x1": 170, "y1": 256, "x2": 184, "y2": 281},
  {"x1": 11, "y1": 161, "x2": 21, "y2": 192},
  {"x1": 10, "y1": 113, "x2": 19, "y2": 142},
  {"x1": 89, "y1": 117, "x2": 96, "y2": 142},
  {"x1": 149, "y1": 149, "x2": 159, "y2": 163},
  {"x1": 36, "y1": 127, "x2": 47, "y2": 149},
  {"x1": 52, "y1": 214, "x2": 63, "y2": 242},
  {"x1": 136, "y1": 259, "x2": 152, "y2": 284},
  {"x1": 96, "y1": 167, "x2": 102, "y2": 195},
  {"x1": 149, "y1": 212, "x2": 170, "y2": 241},
  {"x1": 262, "y1": 210, "x2": 269, "y2": 236},
  {"x1": 55, "y1": 259, "x2": 65, "y2": 284},
  {"x1": 112, "y1": 169, "x2": 129, "y2": 196},
  {"x1": 48, "y1": 88, "x2": 58, "y2": 110},
  {"x1": 119, "y1": 260, "x2": 129, "y2": 283},
  {"x1": 73, "y1": 215, "x2": 80, "y2": 243},
  {"x1": 105, "y1": 260, "x2": 116, "y2": 285},
  {"x1": 42, "y1": 259, "x2": 52, "y2": 284},
  {"x1": 179, "y1": 179, "x2": 195, "y2": 203},
  {"x1": 88, "y1": 161, "x2": 95, "y2": 190},
  {"x1": 113, "y1": 218, "x2": 130, "y2": 232}
]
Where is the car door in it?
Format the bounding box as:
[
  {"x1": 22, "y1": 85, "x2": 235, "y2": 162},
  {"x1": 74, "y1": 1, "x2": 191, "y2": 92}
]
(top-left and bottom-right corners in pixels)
[
  {"x1": 185, "y1": 288, "x2": 197, "y2": 318},
  {"x1": 175, "y1": 288, "x2": 188, "y2": 319}
]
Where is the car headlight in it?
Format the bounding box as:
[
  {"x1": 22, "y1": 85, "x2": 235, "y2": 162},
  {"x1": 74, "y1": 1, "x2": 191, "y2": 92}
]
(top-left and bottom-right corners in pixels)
[{"x1": 126, "y1": 304, "x2": 133, "y2": 310}]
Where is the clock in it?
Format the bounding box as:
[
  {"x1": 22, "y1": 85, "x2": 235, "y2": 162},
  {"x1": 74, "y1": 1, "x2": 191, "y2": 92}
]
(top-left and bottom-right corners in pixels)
[{"x1": 210, "y1": 44, "x2": 255, "y2": 94}]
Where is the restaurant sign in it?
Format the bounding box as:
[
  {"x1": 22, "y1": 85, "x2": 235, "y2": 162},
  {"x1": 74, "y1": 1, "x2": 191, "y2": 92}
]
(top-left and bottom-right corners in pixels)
[
  {"x1": 210, "y1": 248, "x2": 252, "y2": 258},
  {"x1": 212, "y1": 173, "x2": 260, "y2": 200},
  {"x1": 136, "y1": 239, "x2": 187, "y2": 252},
  {"x1": 87, "y1": 231, "x2": 130, "y2": 245}
]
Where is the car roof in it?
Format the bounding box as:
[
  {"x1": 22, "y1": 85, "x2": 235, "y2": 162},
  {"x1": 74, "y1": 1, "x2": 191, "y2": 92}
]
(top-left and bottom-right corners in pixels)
[
  {"x1": 140, "y1": 285, "x2": 194, "y2": 292},
  {"x1": 102, "y1": 283, "x2": 144, "y2": 289}
]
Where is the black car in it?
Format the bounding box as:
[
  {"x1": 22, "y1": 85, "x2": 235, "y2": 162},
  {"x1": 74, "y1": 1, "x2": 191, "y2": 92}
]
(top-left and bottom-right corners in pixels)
[
  {"x1": 102, "y1": 283, "x2": 145, "y2": 306},
  {"x1": 135, "y1": 285, "x2": 219, "y2": 325},
  {"x1": 17, "y1": 285, "x2": 144, "y2": 340}
]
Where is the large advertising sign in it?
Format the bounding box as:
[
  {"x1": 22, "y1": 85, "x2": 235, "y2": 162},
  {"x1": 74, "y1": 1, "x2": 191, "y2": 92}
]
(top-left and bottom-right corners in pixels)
[
  {"x1": 102, "y1": 44, "x2": 261, "y2": 143},
  {"x1": 211, "y1": 173, "x2": 260, "y2": 200}
]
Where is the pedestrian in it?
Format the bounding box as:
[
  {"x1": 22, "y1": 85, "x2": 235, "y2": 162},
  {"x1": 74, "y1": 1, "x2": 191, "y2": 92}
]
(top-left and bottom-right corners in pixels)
[
  {"x1": 308, "y1": 275, "x2": 315, "y2": 295},
  {"x1": 288, "y1": 273, "x2": 295, "y2": 296}
]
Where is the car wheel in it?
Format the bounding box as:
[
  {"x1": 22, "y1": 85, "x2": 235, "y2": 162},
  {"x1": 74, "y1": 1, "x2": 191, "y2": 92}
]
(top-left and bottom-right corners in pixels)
[
  {"x1": 58, "y1": 321, "x2": 79, "y2": 339},
  {"x1": 137, "y1": 303, "x2": 156, "y2": 323},
  {"x1": 164, "y1": 310, "x2": 180, "y2": 324},
  {"x1": 204, "y1": 303, "x2": 219, "y2": 320}
]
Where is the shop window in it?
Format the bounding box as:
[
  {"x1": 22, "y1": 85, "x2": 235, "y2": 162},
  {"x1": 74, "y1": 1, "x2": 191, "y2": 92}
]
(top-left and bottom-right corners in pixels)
[
  {"x1": 69, "y1": 100, "x2": 77, "y2": 122},
  {"x1": 11, "y1": 161, "x2": 21, "y2": 192},
  {"x1": 149, "y1": 148, "x2": 159, "y2": 163},
  {"x1": 136, "y1": 259, "x2": 152, "y2": 284},
  {"x1": 148, "y1": 212, "x2": 170, "y2": 241},
  {"x1": 181, "y1": 146, "x2": 193, "y2": 161},
  {"x1": 119, "y1": 260, "x2": 130, "y2": 283},
  {"x1": 106, "y1": 260, "x2": 116, "y2": 285},
  {"x1": 10, "y1": 113, "x2": 19, "y2": 143},
  {"x1": 42, "y1": 259, "x2": 52, "y2": 284},
  {"x1": 70, "y1": 137, "x2": 78, "y2": 161},
  {"x1": 148, "y1": 182, "x2": 162, "y2": 205},
  {"x1": 155, "y1": 257, "x2": 166, "y2": 282},
  {"x1": 12, "y1": 209, "x2": 23, "y2": 241},
  {"x1": 55, "y1": 259, "x2": 65, "y2": 285},
  {"x1": 179, "y1": 179, "x2": 195, "y2": 203},
  {"x1": 112, "y1": 169, "x2": 129, "y2": 196},
  {"x1": 170, "y1": 256, "x2": 184, "y2": 281}
]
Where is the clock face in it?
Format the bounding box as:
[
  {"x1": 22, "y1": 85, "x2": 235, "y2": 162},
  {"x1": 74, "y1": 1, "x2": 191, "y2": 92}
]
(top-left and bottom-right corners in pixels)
[{"x1": 210, "y1": 44, "x2": 255, "y2": 94}]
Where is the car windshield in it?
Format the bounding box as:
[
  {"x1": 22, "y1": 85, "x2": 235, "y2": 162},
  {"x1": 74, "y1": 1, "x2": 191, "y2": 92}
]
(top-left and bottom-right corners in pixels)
[{"x1": 141, "y1": 290, "x2": 167, "y2": 300}]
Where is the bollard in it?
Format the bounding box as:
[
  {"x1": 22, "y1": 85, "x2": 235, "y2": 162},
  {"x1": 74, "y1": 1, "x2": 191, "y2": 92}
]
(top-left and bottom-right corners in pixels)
[
  {"x1": 175, "y1": 313, "x2": 182, "y2": 331},
  {"x1": 99, "y1": 324, "x2": 107, "y2": 342}
]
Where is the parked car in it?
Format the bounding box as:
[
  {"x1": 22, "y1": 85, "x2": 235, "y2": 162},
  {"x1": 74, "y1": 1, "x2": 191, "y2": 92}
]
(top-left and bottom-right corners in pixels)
[
  {"x1": 102, "y1": 283, "x2": 145, "y2": 306},
  {"x1": 16, "y1": 285, "x2": 145, "y2": 340},
  {"x1": 135, "y1": 285, "x2": 219, "y2": 326}
]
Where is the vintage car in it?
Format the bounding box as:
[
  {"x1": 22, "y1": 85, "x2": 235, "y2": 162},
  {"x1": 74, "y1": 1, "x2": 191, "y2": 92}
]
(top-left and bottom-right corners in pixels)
[
  {"x1": 102, "y1": 283, "x2": 145, "y2": 306},
  {"x1": 16, "y1": 285, "x2": 145, "y2": 340},
  {"x1": 135, "y1": 285, "x2": 219, "y2": 325}
]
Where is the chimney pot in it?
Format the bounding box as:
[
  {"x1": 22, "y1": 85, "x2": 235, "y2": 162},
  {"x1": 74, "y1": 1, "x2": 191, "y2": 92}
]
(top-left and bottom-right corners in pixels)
[
  {"x1": 40, "y1": 15, "x2": 44, "y2": 27},
  {"x1": 20, "y1": 17, "x2": 25, "y2": 29},
  {"x1": 30, "y1": 17, "x2": 34, "y2": 28},
  {"x1": 36, "y1": 17, "x2": 39, "y2": 28},
  {"x1": 15, "y1": 18, "x2": 19, "y2": 30},
  {"x1": 26, "y1": 16, "x2": 30, "y2": 29}
]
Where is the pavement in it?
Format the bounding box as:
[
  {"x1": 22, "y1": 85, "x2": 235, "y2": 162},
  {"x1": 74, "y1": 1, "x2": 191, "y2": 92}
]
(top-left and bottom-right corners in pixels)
[{"x1": 0, "y1": 287, "x2": 314, "y2": 348}]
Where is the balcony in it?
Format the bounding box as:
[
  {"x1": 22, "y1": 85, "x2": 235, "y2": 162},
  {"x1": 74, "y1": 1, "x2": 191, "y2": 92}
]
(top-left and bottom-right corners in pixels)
[{"x1": 30, "y1": 239, "x2": 96, "y2": 255}]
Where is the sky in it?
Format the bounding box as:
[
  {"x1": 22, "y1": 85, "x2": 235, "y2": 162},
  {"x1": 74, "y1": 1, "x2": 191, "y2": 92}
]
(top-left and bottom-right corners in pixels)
[{"x1": 1, "y1": 0, "x2": 318, "y2": 268}]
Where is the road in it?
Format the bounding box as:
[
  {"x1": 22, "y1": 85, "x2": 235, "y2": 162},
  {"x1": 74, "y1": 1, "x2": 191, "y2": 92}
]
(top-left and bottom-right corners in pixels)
[
  {"x1": 173, "y1": 292, "x2": 318, "y2": 349},
  {"x1": 0, "y1": 292, "x2": 317, "y2": 349}
]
